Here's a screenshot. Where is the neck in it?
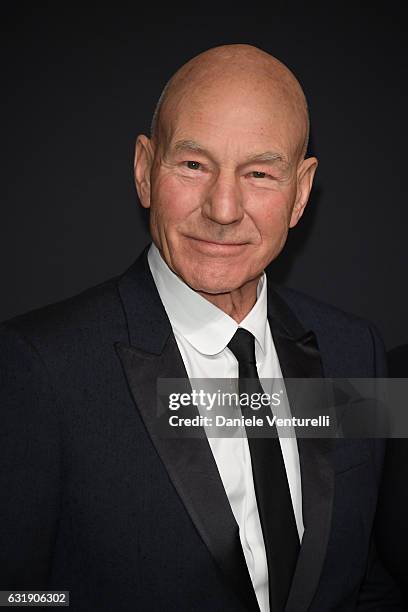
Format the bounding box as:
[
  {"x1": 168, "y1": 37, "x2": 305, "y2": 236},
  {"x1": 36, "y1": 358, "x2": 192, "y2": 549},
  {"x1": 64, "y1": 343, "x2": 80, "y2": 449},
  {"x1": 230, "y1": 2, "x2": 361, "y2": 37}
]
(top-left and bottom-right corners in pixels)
[{"x1": 197, "y1": 276, "x2": 260, "y2": 323}]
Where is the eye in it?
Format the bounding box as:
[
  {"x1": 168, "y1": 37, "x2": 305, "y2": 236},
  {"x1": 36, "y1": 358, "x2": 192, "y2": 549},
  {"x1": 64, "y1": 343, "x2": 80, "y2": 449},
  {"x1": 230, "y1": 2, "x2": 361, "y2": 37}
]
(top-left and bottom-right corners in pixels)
[
  {"x1": 185, "y1": 161, "x2": 201, "y2": 170},
  {"x1": 251, "y1": 171, "x2": 267, "y2": 179}
]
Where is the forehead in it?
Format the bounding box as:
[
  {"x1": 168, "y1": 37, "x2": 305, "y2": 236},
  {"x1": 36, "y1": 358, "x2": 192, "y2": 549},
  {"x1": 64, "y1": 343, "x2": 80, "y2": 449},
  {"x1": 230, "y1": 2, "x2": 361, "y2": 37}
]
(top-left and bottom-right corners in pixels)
[{"x1": 161, "y1": 85, "x2": 302, "y2": 162}]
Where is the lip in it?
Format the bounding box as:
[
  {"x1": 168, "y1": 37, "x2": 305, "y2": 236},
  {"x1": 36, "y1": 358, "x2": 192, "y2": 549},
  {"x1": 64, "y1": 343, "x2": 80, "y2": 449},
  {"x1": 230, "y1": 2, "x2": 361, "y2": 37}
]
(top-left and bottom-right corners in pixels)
[{"x1": 185, "y1": 236, "x2": 249, "y2": 254}]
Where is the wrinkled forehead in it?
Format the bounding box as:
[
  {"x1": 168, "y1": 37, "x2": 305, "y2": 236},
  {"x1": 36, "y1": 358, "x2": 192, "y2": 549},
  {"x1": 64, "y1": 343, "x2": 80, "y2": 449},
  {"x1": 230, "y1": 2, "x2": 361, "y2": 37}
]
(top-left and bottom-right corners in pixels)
[{"x1": 157, "y1": 76, "x2": 308, "y2": 162}]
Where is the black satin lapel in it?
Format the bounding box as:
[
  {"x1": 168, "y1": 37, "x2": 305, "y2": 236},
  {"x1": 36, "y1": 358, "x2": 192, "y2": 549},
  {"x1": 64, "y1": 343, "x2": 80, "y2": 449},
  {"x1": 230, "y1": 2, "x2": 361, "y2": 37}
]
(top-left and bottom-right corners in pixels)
[
  {"x1": 272, "y1": 330, "x2": 335, "y2": 612},
  {"x1": 267, "y1": 289, "x2": 335, "y2": 612},
  {"x1": 285, "y1": 438, "x2": 335, "y2": 612},
  {"x1": 272, "y1": 329, "x2": 323, "y2": 380},
  {"x1": 115, "y1": 335, "x2": 259, "y2": 612}
]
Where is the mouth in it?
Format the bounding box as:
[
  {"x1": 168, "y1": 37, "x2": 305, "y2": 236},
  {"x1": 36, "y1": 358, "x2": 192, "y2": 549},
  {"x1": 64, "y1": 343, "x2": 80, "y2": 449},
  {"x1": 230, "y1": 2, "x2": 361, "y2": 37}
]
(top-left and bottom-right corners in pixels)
[{"x1": 185, "y1": 236, "x2": 249, "y2": 254}]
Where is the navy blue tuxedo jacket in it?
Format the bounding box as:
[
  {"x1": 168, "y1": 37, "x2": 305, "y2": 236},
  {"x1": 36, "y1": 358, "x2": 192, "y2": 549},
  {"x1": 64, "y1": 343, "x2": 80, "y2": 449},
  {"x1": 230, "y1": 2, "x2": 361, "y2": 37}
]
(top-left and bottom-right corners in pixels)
[{"x1": 0, "y1": 249, "x2": 401, "y2": 611}]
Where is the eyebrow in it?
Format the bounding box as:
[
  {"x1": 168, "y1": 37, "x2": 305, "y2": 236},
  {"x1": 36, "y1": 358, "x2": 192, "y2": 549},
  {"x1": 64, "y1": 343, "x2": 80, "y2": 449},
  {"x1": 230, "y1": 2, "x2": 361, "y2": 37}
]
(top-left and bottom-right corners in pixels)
[
  {"x1": 172, "y1": 140, "x2": 212, "y2": 156},
  {"x1": 245, "y1": 151, "x2": 285, "y2": 164},
  {"x1": 171, "y1": 139, "x2": 287, "y2": 165}
]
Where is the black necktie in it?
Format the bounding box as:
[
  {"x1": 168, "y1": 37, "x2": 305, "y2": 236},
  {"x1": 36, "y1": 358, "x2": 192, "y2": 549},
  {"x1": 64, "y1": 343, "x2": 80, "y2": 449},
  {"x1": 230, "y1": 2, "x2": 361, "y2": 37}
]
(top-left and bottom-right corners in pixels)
[{"x1": 228, "y1": 328, "x2": 299, "y2": 612}]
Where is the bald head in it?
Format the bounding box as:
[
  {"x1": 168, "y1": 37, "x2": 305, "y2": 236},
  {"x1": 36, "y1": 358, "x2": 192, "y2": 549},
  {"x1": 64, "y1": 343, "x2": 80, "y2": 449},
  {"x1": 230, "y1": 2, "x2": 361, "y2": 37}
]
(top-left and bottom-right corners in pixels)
[
  {"x1": 151, "y1": 44, "x2": 310, "y2": 159},
  {"x1": 134, "y1": 44, "x2": 318, "y2": 304}
]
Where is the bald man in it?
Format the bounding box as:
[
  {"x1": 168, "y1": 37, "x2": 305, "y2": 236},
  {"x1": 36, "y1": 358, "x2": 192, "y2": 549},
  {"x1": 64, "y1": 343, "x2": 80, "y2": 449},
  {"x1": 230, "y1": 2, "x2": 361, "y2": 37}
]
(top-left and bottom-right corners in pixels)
[{"x1": 0, "y1": 45, "x2": 401, "y2": 611}]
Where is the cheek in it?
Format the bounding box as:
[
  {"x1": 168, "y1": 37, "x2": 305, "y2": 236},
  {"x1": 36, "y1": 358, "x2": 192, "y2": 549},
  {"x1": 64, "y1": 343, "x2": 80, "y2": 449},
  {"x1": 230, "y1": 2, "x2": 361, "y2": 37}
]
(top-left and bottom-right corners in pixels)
[
  {"x1": 249, "y1": 191, "x2": 294, "y2": 241},
  {"x1": 151, "y1": 175, "x2": 202, "y2": 224}
]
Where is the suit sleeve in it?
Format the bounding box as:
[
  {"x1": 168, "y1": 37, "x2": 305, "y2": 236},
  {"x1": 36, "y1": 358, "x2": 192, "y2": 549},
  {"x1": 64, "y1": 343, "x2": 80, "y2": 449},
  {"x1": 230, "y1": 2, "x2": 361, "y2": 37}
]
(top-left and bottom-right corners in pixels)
[
  {"x1": 0, "y1": 323, "x2": 61, "y2": 588},
  {"x1": 370, "y1": 326, "x2": 408, "y2": 609},
  {"x1": 356, "y1": 323, "x2": 402, "y2": 610}
]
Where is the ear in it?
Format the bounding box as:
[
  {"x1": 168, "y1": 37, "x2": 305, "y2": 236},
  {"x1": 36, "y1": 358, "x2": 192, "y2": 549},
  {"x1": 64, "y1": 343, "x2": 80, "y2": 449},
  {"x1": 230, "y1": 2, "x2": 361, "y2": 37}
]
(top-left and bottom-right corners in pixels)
[
  {"x1": 134, "y1": 134, "x2": 155, "y2": 209},
  {"x1": 289, "y1": 156, "x2": 318, "y2": 228}
]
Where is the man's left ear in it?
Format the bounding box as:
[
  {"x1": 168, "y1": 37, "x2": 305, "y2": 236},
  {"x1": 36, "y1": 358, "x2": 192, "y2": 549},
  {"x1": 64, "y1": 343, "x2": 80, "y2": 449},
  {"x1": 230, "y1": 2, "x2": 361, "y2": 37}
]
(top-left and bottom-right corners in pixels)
[{"x1": 289, "y1": 156, "x2": 318, "y2": 228}]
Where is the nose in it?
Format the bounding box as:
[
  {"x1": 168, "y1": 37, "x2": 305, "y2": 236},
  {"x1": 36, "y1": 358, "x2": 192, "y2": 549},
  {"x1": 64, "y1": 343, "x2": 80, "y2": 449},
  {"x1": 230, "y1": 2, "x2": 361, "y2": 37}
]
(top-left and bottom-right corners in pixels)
[{"x1": 202, "y1": 169, "x2": 244, "y2": 225}]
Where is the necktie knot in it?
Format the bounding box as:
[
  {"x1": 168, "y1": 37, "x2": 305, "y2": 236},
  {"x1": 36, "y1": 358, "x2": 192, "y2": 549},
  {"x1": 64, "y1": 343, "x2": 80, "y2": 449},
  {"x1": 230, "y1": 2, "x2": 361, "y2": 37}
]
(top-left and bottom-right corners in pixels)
[{"x1": 227, "y1": 328, "x2": 257, "y2": 368}]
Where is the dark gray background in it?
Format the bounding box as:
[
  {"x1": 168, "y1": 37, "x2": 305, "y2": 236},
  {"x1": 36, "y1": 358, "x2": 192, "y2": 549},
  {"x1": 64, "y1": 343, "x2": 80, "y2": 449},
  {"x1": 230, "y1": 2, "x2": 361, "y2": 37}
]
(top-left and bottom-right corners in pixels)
[{"x1": 1, "y1": 6, "x2": 406, "y2": 349}]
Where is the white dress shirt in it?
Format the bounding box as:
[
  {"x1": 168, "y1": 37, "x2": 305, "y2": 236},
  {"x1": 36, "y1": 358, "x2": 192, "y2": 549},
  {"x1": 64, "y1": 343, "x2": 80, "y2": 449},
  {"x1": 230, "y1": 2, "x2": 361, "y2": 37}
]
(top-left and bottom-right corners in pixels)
[{"x1": 148, "y1": 243, "x2": 304, "y2": 612}]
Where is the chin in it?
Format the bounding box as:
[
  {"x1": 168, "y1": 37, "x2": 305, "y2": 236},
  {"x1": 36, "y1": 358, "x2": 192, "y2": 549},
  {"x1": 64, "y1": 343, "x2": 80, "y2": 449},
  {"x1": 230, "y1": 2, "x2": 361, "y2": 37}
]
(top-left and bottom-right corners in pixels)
[{"x1": 177, "y1": 264, "x2": 258, "y2": 296}]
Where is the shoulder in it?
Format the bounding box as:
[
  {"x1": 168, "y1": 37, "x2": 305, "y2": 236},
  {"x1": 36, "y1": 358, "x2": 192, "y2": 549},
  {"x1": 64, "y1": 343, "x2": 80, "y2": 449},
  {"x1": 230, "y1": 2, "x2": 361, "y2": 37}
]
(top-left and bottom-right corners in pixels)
[
  {"x1": 271, "y1": 283, "x2": 387, "y2": 377},
  {"x1": 0, "y1": 271, "x2": 127, "y2": 362},
  {"x1": 273, "y1": 284, "x2": 372, "y2": 332}
]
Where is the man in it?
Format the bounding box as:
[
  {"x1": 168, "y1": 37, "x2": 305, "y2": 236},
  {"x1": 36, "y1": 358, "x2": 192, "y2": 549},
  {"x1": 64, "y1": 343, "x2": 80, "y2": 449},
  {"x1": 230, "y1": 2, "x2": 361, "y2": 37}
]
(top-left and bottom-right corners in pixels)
[{"x1": 0, "y1": 44, "x2": 400, "y2": 611}]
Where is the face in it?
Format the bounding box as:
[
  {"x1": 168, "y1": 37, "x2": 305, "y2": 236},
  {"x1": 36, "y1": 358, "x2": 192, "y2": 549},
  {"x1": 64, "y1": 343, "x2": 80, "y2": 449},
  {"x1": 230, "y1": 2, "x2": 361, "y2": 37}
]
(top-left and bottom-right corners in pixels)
[{"x1": 135, "y1": 85, "x2": 317, "y2": 295}]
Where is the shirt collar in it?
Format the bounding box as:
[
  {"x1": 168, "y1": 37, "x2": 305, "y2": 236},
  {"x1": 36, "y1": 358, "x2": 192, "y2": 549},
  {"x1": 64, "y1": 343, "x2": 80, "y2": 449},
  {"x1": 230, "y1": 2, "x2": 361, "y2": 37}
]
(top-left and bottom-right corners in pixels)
[{"x1": 147, "y1": 243, "x2": 268, "y2": 356}]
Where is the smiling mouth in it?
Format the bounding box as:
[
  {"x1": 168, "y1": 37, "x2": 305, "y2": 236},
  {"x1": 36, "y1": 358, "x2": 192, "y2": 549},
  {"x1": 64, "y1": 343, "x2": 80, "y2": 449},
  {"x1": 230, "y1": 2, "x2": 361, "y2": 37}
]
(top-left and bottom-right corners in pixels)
[
  {"x1": 187, "y1": 236, "x2": 248, "y2": 246},
  {"x1": 185, "y1": 236, "x2": 249, "y2": 253}
]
